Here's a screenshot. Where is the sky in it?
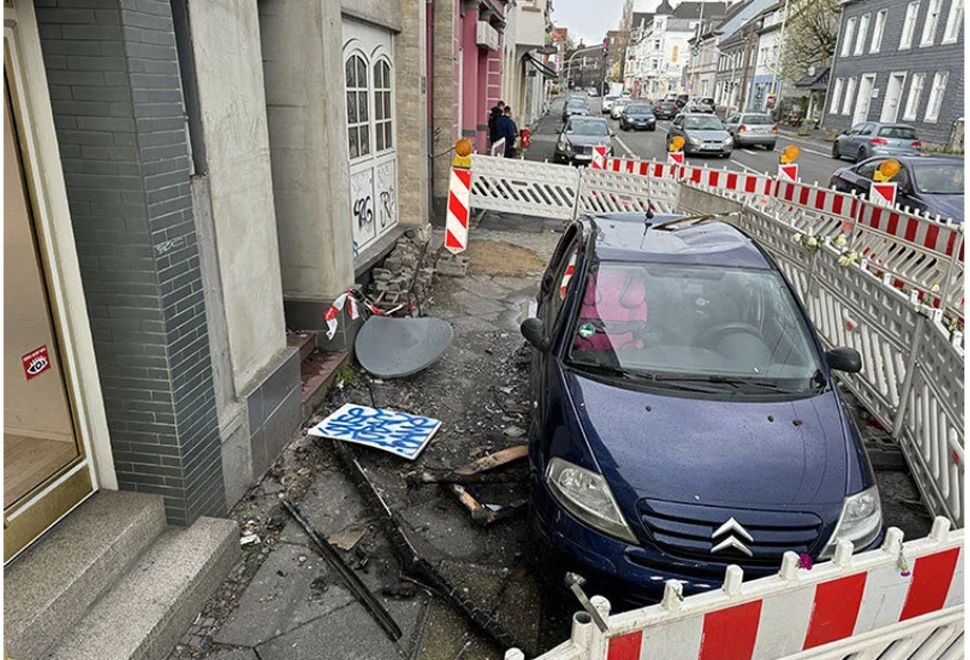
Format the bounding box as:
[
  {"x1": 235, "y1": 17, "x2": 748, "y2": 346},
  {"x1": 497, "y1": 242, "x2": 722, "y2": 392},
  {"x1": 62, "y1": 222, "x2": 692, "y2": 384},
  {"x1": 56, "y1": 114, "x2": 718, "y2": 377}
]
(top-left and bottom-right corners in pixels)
[{"x1": 551, "y1": 0, "x2": 664, "y2": 46}]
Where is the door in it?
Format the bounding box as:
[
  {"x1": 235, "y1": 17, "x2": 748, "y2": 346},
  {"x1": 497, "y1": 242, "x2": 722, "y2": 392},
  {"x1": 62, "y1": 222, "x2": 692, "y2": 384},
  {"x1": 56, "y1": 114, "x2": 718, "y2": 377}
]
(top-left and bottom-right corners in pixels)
[
  {"x1": 4, "y1": 79, "x2": 92, "y2": 559},
  {"x1": 853, "y1": 74, "x2": 876, "y2": 125},
  {"x1": 881, "y1": 72, "x2": 906, "y2": 122},
  {"x1": 343, "y1": 20, "x2": 398, "y2": 254}
]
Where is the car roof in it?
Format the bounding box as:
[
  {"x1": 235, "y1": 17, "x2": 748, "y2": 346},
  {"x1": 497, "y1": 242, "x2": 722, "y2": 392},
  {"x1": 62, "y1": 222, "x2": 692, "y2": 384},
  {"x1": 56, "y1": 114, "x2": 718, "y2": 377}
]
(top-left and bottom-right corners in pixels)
[
  {"x1": 580, "y1": 214, "x2": 772, "y2": 269},
  {"x1": 857, "y1": 154, "x2": 963, "y2": 167}
]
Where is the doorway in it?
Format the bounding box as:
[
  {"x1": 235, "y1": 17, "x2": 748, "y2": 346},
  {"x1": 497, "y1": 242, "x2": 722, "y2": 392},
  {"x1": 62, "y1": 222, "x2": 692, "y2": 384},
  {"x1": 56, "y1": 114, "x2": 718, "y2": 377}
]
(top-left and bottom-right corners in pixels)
[
  {"x1": 853, "y1": 74, "x2": 876, "y2": 125},
  {"x1": 881, "y1": 72, "x2": 907, "y2": 122}
]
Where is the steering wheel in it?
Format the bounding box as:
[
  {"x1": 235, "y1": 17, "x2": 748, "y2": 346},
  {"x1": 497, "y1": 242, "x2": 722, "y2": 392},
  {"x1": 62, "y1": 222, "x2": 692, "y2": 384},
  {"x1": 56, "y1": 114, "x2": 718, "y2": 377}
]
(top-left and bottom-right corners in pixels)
[{"x1": 697, "y1": 322, "x2": 763, "y2": 349}]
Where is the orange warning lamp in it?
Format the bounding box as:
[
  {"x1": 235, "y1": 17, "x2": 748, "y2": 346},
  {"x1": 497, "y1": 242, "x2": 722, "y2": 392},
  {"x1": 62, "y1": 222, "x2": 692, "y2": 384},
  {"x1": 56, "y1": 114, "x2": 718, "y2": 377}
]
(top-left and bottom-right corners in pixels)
[
  {"x1": 779, "y1": 145, "x2": 800, "y2": 164},
  {"x1": 453, "y1": 137, "x2": 473, "y2": 168},
  {"x1": 668, "y1": 135, "x2": 685, "y2": 152},
  {"x1": 874, "y1": 159, "x2": 901, "y2": 183}
]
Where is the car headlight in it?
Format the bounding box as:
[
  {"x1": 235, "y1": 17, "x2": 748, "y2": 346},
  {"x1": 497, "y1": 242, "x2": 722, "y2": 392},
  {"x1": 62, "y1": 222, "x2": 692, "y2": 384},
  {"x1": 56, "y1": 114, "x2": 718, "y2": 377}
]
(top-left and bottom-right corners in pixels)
[
  {"x1": 723, "y1": 135, "x2": 734, "y2": 145},
  {"x1": 689, "y1": 136, "x2": 701, "y2": 146},
  {"x1": 558, "y1": 137, "x2": 569, "y2": 150},
  {"x1": 820, "y1": 486, "x2": 882, "y2": 558},
  {"x1": 546, "y1": 457, "x2": 637, "y2": 543}
]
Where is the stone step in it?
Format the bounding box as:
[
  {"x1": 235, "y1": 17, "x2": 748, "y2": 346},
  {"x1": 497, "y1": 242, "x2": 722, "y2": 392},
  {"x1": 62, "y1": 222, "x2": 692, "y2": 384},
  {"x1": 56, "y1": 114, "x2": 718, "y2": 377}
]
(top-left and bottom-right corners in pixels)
[
  {"x1": 46, "y1": 516, "x2": 239, "y2": 660},
  {"x1": 286, "y1": 331, "x2": 317, "y2": 364},
  {"x1": 300, "y1": 350, "x2": 349, "y2": 421},
  {"x1": 4, "y1": 491, "x2": 167, "y2": 660}
]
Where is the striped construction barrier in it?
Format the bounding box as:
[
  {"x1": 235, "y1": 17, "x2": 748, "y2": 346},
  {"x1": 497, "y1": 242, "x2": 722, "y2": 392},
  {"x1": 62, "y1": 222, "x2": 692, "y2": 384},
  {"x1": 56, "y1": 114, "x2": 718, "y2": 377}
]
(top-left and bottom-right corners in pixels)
[
  {"x1": 507, "y1": 518, "x2": 963, "y2": 660},
  {"x1": 444, "y1": 165, "x2": 472, "y2": 254}
]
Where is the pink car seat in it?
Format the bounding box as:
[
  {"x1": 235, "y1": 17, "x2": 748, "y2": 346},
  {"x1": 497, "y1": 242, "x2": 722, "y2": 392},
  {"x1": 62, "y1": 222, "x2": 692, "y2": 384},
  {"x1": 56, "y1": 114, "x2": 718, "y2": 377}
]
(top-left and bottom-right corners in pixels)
[{"x1": 573, "y1": 270, "x2": 648, "y2": 351}]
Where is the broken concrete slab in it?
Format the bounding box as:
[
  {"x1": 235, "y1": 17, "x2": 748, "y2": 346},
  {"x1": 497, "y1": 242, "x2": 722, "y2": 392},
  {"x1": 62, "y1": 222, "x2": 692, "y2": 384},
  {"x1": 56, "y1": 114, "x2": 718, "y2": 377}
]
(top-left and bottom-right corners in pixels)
[
  {"x1": 203, "y1": 649, "x2": 260, "y2": 660},
  {"x1": 212, "y1": 544, "x2": 353, "y2": 648},
  {"x1": 278, "y1": 470, "x2": 367, "y2": 545}
]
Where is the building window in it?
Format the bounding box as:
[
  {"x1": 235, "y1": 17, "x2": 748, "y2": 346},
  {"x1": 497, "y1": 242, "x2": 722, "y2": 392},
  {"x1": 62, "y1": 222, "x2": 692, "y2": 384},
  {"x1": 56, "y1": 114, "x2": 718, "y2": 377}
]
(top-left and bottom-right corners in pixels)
[
  {"x1": 921, "y1": 0, "x2": 944, "y2": 44},
  {"x1": 943, "y1": 0, "x2": 964, "y2": 42},
  {"x1": 903, "y1": 73, "x2": 926, "y2": 120},
  {"x1": 672, "y1": 45, "x2": 679, "y2": 63},
  {"x1": 854, "y1": 13, "x2": 871, "y2": 54},
  {"x1": 830, "y1": 77, "x2": 845, "y2": 113},
  {"x1": 373, "y1": 60, "x2": 393, "y2": 152},
  {"x1": 842, "y1": 77, "x2": 857, "y2": 115},
  {"x1": 841, "y1": 17, "x2": 857, "y2": 56},
  {"x1": 924, "y1": 71, "x2": 948, "y2": 122},
  {"x1": 870, "y1": 10, "x2": 888, "y2": 52},
  {"x1": 899, "y1": 1, "x2": 921, "y2": 48},
  {"x1": 345, "y1": 53, "x2": 370, "y2": 160}
]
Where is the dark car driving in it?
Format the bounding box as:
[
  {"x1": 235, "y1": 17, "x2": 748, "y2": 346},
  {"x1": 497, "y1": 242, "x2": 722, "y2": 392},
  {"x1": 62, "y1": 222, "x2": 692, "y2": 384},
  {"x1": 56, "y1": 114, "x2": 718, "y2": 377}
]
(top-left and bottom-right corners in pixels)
[
  {"x1": 563, "y1": 97, "x2": 590, "y2": 122},
  {"x1": 521, "y1": 214, "x2": 881, "y2": 605},
  {"x1": 830, "y1": 155, "x2": 964, "y2": 223},
  {"x1": 619, "y1": 102, "x2": 656, "y2": 131},
  {"x1": 554, "y1": 116, "x2": 613, "y2": 166},
  {"x1": 653, "y1": 100, "x2": 680, "y2": 120}
]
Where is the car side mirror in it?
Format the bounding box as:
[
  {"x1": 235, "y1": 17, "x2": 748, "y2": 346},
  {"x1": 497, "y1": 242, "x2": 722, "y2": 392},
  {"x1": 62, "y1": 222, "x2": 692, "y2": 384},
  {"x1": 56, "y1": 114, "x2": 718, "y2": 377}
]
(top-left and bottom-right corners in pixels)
[
  {"x1": 609, "y1": 130, "x2": 615, "y2": 136},
  {"x1": 521, "y1": 318, "x2": 550, "y2": 351},
  {"x1": 826, "y1": 347, "x2": 862, "y2": 373}
]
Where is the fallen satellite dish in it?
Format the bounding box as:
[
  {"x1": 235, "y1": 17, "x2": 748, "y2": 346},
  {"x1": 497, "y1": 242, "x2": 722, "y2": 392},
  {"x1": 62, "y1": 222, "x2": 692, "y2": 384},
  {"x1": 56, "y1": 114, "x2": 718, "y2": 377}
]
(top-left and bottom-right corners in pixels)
[{"x1": 355, "y1": 316, "x2": 454, "y2": 378}]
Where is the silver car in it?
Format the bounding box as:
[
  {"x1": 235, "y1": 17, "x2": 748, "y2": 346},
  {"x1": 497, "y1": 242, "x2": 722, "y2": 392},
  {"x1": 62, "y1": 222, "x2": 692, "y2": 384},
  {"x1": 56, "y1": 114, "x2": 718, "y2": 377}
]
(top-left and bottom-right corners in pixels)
[
  {"x1": 667, "y1": 113, "x2": 733, "y2": 157},
  {"x1": 724, "y1": 113, "x2": 779, "y2": 149},
  {"x1": 610, "y1": 98, "x2": 631, "y2": 119},
  {"x1": 832, "y1": 122, "x2": 922, "y2": 162}
]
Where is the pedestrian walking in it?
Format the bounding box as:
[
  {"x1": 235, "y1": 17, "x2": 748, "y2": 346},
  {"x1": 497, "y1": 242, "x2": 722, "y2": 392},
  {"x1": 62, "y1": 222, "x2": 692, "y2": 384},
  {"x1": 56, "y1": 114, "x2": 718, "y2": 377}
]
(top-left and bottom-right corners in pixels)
[
  {"x1": 497, "y1": 106, "x2": 518, "y2": 158},
  {"x1": 488, "y1": 100, "x2": 505, "y2": 146}
]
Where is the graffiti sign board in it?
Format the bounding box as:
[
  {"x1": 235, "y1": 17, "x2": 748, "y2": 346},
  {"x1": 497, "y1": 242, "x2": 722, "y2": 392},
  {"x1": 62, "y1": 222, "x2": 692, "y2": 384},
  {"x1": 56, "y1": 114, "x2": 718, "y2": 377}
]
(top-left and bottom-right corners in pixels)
[{"x1": 308, "y1": 403, "x2": 440, "y2": 460}]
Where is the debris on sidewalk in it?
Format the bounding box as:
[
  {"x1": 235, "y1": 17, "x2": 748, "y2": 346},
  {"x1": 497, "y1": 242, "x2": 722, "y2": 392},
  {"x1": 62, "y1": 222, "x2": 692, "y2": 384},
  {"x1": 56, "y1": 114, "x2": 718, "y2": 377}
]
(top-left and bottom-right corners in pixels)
[
  {"x1": 308, "y1": 403, "x2": 441, "y2": 460},
  {"x1": 447, "y1": 483, "x2": 528, "y2": 527},
  {"x1": 327, "y1": 522, "x2": 369, "y2": 551},
  {"x1": 367, "y1": 227, "x2": 435, "y2": 311},
  {"x1": 355, "y1": 315, "x2": 454, "y2": 378},
  {"x1": 407, "y1": 444, "x2": 528, "y2": 487}
]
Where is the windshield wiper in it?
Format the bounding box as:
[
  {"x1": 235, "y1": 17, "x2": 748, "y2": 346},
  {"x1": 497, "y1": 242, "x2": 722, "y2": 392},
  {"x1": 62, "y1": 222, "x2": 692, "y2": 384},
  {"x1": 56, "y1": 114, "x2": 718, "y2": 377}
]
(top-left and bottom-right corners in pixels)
[
  {"x1": 650, "y1": 374, "x2": 801, "y2": 393},
  {"x1": 571, "y1": 364, "x2": 722, "y2": 394}
]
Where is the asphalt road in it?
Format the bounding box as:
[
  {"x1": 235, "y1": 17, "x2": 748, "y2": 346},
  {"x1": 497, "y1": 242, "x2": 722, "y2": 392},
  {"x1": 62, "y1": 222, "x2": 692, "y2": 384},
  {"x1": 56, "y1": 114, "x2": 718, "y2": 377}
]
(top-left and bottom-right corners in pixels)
[{"x1": 530, "y1": 96, "x2": 847, "y2": 188}]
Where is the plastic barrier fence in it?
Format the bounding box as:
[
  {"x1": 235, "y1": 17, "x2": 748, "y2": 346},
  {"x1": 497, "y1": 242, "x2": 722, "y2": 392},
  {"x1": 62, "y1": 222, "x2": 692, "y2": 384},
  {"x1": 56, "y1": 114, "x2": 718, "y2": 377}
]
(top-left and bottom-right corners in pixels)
[{"x1": 506, "y1": 518, "x2": 963, "y2": 660}]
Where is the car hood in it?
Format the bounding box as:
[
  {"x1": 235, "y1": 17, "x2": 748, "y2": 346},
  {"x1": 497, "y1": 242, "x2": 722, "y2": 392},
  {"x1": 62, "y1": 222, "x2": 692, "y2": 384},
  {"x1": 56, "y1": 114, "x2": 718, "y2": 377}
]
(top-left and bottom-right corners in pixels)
[
  {"x1": 563, "y1": 133, "x2": 611, "y2": 147},
  {"x1": 919, "y1": 193, "x2": 964, "y2": 222},
  {"x1": 562, "y1": 370, "x2": 849, "y2": 508},
  {"x1": 686, "y1": 129, "x2": 729, "y2": 140}
]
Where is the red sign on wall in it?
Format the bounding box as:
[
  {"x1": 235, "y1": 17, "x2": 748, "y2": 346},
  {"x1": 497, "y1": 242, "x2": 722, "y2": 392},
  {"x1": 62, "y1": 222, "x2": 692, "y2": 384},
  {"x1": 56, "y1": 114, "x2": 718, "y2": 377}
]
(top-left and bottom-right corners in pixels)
[{"x1": 22, "y1": 345, "x2": 51, "y2": 380}]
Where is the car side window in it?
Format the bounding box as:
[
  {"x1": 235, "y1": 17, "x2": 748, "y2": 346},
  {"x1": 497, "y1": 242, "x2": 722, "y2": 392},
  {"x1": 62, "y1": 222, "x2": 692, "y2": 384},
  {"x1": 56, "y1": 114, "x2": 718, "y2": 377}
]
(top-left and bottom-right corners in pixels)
[
  {"x1": 847, "y1": 124, "x2": 863, "y2": 135},
  {"x1": 857, "y1": 161, "x2": 879, "y2": 179},
  {"x1": 541, "y1": 225, "x2": 579, "y2": 298},
  {"x1": 545, "y1": 241, "x2": 580, "y2": 328},
  {"x1": 859, "y1": 124, "x2": 874, "y2": 136},
  {"x1": 728, "y1": 114, "x2": 739, "y2": 123}
]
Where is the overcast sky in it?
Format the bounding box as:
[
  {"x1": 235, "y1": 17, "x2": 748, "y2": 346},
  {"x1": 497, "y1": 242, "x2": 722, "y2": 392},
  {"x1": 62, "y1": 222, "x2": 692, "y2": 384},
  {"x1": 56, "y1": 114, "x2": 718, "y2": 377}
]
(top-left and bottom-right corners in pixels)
[{"x1": 551, "y1": 0, "x2": 664, "y2": 46}]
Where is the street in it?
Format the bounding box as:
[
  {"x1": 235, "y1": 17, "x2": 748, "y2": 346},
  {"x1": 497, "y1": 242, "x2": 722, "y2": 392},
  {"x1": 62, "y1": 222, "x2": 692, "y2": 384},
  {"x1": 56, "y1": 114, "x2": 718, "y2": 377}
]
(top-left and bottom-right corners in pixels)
[{"x1": 528, "y1": 96, "x2": 845, "y2": 188}]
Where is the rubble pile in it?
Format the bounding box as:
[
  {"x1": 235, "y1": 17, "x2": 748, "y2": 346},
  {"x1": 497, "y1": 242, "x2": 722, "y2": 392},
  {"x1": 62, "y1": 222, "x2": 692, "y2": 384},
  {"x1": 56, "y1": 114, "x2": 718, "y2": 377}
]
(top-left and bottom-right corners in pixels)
[{"x1": 367, "y1": 227, "x2": 435, "y2": 311}]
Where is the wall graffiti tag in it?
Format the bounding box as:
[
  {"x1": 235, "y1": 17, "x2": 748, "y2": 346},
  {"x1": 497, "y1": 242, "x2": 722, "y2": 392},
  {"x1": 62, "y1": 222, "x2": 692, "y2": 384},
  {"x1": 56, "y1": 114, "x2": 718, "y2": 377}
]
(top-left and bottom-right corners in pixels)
[
  {"x1": 353, "y1": 195, "x2": 373, "y2": 231},
  {"x1": 308, "y1": 403, "x2": 440, "y2": 460}
]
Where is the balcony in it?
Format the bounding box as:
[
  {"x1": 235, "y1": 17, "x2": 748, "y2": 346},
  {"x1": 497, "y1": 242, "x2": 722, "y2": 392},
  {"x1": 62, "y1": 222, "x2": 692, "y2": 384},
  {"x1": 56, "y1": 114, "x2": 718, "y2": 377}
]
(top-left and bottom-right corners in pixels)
[
  {"x1": 476, "y1": 21, "x2": 500, "y2": 50},
  {"x1": 515, "y1": 1, "x2": 546, "y2": 48}
]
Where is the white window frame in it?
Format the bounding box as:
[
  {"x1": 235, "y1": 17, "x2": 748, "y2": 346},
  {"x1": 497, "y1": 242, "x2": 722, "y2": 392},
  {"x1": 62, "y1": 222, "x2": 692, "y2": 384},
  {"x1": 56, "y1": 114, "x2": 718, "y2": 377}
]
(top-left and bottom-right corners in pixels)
[
  {"x1": 841, "y1": 16, "x2": 857, "y2": 56},
  {"x1": 372, "y1": 58, "x2": 393, "y2": 153},
  {"x1": 903, "y1": 72, "x2": 926, "y2": 120},
  {"x1": 880, "y1": 71, "x2": 907, "y2": 122},
  {"x1": 842, "y1": 77, "x2": 858, "y2": 115},
  {"x1": 924, "y1": 71, "x2": 948, "y2": 122},
  {"x1": 899, "y1": 1, "x2": 921, "y2": 49},
  {"x1": 942, "y1": 0, "x2": 964, "y2": 42},
  {"x1": 854, "y1": 13, "x2": 871, "y2": 54},
  {"x1": 920, "y1": 0, "x2": 944, "y2": 44},
  {"x1": 830, "y1": 77, "x2": 845, "y2": 113},
  {"x1": 870, "y1": 10, "x2": 888, "y2": 52},
  {"x1": 344, "y1": 52, "x2": 371, "y2": 161}
]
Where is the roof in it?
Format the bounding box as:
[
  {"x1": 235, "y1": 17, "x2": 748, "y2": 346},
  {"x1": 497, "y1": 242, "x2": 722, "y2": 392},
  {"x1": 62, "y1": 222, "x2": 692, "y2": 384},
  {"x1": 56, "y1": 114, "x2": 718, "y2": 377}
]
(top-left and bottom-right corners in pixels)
[
  {"x1": 583, "y1": 214, "x2": 771, "y2": 269},
  {"x1": 795, "y1": 67, "x2": 830, "y2": 89},
  {"x1": 712, "y1": 0, "x2": 776, "y2": 41},
  {"x1": 631, "y1": 11, "x2": 653, "y2": 30},
  {"x1": 671, "y1": 1, "x2": 729, "y2": 20}
]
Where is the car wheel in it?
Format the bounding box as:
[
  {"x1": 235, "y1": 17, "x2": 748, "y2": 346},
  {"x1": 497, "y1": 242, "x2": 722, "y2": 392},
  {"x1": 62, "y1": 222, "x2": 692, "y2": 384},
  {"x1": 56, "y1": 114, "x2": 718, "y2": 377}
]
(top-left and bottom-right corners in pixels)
[
  {"x1": 857, "y1": 147, "x2": 867, "y2": 163},
  {"x1": 766, "y1": 142, "x2": 776, "y2": 151},
  {"x1": 832, "y1": 141, "x2": 841, "y2": 159}
]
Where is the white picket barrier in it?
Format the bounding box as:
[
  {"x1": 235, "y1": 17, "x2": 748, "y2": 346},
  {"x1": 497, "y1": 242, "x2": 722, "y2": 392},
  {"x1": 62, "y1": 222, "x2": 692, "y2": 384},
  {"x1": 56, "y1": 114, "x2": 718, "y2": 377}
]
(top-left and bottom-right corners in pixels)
[{"x1": 506, "y1": 519, "x2": 963, "y2": 660}]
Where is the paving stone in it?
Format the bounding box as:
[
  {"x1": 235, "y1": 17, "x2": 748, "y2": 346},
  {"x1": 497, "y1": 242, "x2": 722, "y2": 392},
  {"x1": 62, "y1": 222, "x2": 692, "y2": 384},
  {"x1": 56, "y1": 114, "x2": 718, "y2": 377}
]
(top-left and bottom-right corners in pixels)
[
  {"x1": 278, "y1": 470, "x2": 367, "y2": 544},
  {"x1": 204, "y1": 649, "x2": 259, "y2": 660},
  {"x1": 212, "y1": 544, "x2": 353, "y2": 648}
]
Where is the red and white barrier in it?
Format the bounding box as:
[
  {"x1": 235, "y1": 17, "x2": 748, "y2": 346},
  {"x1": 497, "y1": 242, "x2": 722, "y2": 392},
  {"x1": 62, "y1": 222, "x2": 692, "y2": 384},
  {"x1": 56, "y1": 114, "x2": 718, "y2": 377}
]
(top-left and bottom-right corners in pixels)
[
  {"x1": 591, "y1": 145, "x2": 608, "y2": 170},
  {"x1": 507, "y1": 518, "x2": 963, "y2": 660},
  {"x1": 444, "y1": 165, "x2": 472, "y2": 254}
]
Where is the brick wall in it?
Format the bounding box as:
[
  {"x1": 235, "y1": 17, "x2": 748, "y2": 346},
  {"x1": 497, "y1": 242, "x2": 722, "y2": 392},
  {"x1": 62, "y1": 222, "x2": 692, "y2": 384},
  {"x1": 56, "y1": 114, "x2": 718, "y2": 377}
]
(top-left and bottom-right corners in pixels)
[{"x1": 36, "y1": 0, "x2": 225, "y2": 525}]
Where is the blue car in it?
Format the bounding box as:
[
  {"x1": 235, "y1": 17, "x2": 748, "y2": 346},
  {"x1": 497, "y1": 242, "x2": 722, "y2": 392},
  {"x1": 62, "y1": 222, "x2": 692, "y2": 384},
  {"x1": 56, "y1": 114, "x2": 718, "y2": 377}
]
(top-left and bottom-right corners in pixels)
[{"x1": 520, "y1": 214, "x2": 882, "y2": 606}]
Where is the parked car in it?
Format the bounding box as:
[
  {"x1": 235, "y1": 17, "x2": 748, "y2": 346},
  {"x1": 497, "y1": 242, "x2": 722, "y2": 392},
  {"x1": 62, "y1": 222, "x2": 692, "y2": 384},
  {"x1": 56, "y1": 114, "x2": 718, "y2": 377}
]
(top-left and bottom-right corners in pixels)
[
  {"x1": 610, "y1": 98, "x2": 631, "y2": 119},
  {"x1": 684, "y1": 99, "x2": 715, "y2": 114},
  {"x1": 602, "y1": 96, "x2": 619, "y2": 113},
  {"x1": 521, "y1": 213, "x2": 880, "y2": 604},
  {"x1": 830, "y1": 156, "x2": 964, "y2": 223},
  {"x1": 724, "y1": 113, "x2": 779, "y2": 150},
  {"x1": 667, "y1": 113, "x2": 733, "y2": 157},
  {"x1": 653, "y1": 100, "x2": 680, "y2": 120},
  {"x1": 832, "y1": 122, "x2": 922, "y2": 162},
  {"x1": 588, "y1": 86, "x2": 600, "y2": 97},
  {"x1": 554, "y1": 115, "x2": 614, "y2": 165},
  {"x1": 619, "y1": 102, "x2": 656, "y2": 131},
  {"x1": 563, "y1": 98, "x2": 590, "y2": 122}
]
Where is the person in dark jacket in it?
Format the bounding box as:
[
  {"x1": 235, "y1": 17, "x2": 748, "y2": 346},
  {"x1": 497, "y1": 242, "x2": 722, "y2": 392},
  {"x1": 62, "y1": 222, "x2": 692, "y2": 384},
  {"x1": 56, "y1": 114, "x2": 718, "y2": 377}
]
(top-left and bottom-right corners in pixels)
[
  {"x1": 488, "y1": 100, "x2": 506, "y2": 146},
  {"x1": 497, "y1": 106, "x2": 518, "y2": 158}
]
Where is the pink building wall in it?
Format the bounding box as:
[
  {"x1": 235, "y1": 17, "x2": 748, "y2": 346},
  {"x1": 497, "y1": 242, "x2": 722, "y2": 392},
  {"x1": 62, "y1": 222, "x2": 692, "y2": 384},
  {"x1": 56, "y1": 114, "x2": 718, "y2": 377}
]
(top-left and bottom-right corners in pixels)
[{"x1": 455, "y1": 1, "x2": 505, "y2": 153}]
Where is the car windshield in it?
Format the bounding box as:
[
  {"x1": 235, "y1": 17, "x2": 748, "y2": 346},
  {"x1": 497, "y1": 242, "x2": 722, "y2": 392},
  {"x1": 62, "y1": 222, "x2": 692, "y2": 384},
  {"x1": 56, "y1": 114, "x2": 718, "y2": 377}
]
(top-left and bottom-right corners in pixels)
[
  {"x1": 626, "y1": 104, "x2": 652, "y2": 114},
  {"x1": 567, "y1": 262, "x2": 822, "y2": 393},
  {"x1": 567, "y1": 100, "x2": 587, "y2": 109},
  {"x1": 742, "y1": 114, "x2": 773, "y2": 125},
  {"x1": 912, "y1": 162, "x2": 965, "y2": 194},
  {"x1": 879, "y1": 126, "x2": 918, "y2": 139},
  {"x1": 568, "y1": 118, "x2": 609, "y2": 136},
  {"x1": 684, "y1": 116, "x2": 724, "y2": 130}
]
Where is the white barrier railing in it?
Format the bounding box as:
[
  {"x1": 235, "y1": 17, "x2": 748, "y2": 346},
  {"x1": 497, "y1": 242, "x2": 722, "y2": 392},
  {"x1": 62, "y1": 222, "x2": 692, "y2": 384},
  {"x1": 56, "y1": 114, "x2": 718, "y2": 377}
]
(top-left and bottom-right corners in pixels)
[
  {"x1": 467, "y1": 154, "x2": 964, "y2": 528},
  {"x1": 506, "y1": 518, "x2": 963, "y2": 660}
]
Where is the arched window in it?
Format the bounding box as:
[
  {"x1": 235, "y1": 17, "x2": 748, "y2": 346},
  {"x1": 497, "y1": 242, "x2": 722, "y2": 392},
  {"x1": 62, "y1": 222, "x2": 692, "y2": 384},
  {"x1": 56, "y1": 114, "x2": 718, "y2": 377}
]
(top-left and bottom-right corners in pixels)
[
  {"x1": 374, "y1": 59, "x2": 393, "y2": 152},
  {"x1": 345, "y1": 54, "x2": 370, "y2": 159}
]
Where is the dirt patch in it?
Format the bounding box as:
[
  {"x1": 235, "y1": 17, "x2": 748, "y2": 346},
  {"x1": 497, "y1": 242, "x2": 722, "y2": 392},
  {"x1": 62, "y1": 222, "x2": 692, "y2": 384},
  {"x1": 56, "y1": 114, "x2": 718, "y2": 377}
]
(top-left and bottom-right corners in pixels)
[{"x1": 466, "y1": 240, "x2": 546, "y2": 277}]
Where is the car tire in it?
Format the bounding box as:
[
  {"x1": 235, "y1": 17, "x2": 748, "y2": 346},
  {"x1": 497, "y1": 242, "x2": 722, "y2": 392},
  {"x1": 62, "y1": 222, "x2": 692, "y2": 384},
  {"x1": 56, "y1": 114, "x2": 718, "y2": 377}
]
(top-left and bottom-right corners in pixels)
[
  {"x1": 832, "y1": 141, "x2": 841, "y2": 159},
  {"x1": 648, "y1": 126, "x2": 656, "y2": 132},
  {"x1": 857, "y1": 147, "x2": 867, "y2": 163},
  {"x1": 766, "y1": 142, "x2": 776, "y2": 151}
]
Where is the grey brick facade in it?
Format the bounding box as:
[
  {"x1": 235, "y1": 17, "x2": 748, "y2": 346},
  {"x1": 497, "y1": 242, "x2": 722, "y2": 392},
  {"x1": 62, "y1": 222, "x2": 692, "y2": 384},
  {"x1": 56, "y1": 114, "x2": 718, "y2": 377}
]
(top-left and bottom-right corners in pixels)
[
  {"x1": 36, "y1": 0, "x2": 225, "y2": 525},
  {"x1": 823, "y1": 0, "x2": 964, "y2": 145}
]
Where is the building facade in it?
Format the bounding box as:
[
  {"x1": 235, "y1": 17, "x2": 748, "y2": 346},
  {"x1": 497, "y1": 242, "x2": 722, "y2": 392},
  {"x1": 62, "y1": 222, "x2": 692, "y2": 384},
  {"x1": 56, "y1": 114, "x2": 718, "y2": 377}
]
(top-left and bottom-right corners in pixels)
[{"x1": 822, "y1": 0, "x2": 964, "y2": 146}]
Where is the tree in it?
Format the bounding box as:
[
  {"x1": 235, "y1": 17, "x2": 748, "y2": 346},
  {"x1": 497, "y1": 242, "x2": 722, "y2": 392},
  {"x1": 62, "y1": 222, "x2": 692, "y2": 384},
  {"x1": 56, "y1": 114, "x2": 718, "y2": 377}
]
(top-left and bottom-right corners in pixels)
[{"x1": 779, "y1": 0, "x2": 841, "y2": 80}]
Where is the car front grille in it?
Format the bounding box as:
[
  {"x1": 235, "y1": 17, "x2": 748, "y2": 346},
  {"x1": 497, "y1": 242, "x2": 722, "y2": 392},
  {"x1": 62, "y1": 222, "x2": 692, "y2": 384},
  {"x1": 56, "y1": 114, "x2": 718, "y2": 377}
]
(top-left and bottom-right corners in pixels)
[{"x1": 637, "y1": 499, "x2": 823, "y2": 568}]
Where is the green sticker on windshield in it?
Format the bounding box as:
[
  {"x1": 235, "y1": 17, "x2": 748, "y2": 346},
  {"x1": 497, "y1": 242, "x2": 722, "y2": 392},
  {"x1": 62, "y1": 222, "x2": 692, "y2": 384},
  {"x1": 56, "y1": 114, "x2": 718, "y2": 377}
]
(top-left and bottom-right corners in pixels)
[{"x1": 578, "y1": 323, "x2": 596, "y2": 338}]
